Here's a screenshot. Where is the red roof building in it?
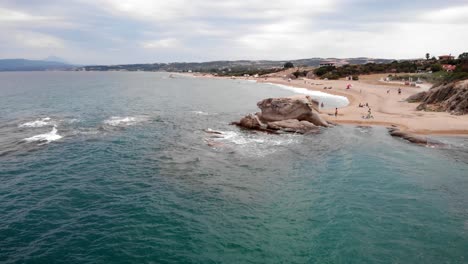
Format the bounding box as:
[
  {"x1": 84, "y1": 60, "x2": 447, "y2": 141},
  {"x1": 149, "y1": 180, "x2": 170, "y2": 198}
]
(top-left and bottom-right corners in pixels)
[
  {"x1": 439, "y1": 55, "x2": 455, "y2": 60},
  {"x1": 442, "y1": 64, "x2": 456, "y2": 72}
]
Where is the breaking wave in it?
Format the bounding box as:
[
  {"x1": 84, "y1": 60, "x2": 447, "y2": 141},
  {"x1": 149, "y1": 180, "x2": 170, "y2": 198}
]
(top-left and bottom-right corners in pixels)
[
  {"x1": 19, "y1": 117, "x2": 54, "y2": 128},
  {"x1": 24, "y1": 126, "x2": 62, "y2": 143},
  {"x1": 103, "y1": 116, "x2": 147, "y2": 126}
]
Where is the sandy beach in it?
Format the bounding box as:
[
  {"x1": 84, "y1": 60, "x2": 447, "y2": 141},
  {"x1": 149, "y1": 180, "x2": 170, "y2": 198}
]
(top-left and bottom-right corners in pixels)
[
  {"x1": 187, "y1": 72, "x2": 468, "y2": 136},
  {"x1": 253, "y1": 75, "x2": 468, "y2": 135}
]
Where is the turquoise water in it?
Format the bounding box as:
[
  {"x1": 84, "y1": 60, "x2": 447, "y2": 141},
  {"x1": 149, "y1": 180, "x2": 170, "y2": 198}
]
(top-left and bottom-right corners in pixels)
[{"x1": 0, "y1": 72, "x2": 467, "y2": 263}]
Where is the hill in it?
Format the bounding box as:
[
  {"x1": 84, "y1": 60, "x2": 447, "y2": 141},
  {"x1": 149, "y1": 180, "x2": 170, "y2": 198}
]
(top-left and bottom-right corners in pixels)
[
  {"x1": 80, "y1": 57, "x2": 394, "y2": 72},
  {"x1": 0, "y1": 59, "x2": 74, "y2": 71}
]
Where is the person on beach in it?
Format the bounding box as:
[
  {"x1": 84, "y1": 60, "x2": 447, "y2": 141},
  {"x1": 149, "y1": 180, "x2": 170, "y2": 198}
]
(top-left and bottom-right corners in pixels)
[
  {"x1": 398, "y1": 88, "x2": 401, "y2": 95},
  {"x1": 387, "y1": 90, "x2": 390, "y2": 94},
  {"x1": 321, "y1": 102, "x2": 324, "y2": 108},
  {"x1": 335, "y1": 108, "x2": 338, "y2": 117}
]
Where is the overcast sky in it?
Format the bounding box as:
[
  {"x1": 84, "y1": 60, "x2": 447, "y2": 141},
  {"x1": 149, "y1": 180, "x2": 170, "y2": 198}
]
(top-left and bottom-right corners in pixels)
[{"x1": 0, "y1": 0, "x2": 467, "y2": 64}]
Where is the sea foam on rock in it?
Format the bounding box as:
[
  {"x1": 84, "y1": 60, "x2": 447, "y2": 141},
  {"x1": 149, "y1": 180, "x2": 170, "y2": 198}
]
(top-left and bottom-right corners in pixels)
[{"x1": 232, "y1": 96, "x2": 328, "y2": 134}]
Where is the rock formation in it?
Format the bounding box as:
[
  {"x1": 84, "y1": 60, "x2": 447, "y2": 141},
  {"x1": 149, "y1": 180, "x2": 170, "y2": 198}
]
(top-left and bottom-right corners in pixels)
[
  {"x1": 387, "y1": 128, "x2": 442, "y2": 147},
  {"x1": 408, "y1": 80, "x2": 468, "y2": 115},
  {"x1": 232, "y1": 96, "x2": 328, "y2": 134}
]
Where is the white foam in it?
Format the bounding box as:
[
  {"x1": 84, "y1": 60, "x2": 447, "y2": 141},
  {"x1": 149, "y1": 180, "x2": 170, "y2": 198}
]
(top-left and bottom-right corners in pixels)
[
  {"x1": 209, "y1": 130, "x2": 300, "y2": 156},
  {"x1": 24, "y1": 126, "x2": 62, "y2": 143},
  {"x1": 103, "y1": 116, "x2": 146, "y2": 126},
  {"x1": 266, "y1": 83, "x2": 350, "y2": 108},
  {"x1": 19, "y1": 117, "x2": 54, "y2": 128},
  {"x1": 191, "y1": 111, "x2": 215, "y2": 116}
]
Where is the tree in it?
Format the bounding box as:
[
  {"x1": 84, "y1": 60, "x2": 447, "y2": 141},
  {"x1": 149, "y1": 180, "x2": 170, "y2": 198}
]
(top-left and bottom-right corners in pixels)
[
  {"x1": 459, "y1": 52, "x2": 468, "y2": 61},
  {"x1": 283, "y1": 62, "x2": 294, "y2": 69},
  {"x1": 426, "y1": 53, "x2": 430, "y2": 60}
]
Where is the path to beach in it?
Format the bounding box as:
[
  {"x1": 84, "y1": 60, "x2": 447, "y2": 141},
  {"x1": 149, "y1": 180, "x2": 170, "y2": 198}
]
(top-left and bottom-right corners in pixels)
[{"x1": 257, "y1": 75, "x2": 468, "y2": 135}]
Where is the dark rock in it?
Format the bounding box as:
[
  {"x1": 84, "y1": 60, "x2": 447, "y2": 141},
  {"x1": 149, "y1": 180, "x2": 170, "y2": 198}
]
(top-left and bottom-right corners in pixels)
[{"x1": 388, "y1": 128, "x2": 443, "y2": 146}]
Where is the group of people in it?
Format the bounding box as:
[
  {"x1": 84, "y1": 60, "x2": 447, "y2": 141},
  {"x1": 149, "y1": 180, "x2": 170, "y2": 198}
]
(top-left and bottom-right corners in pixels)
[{"x1": 358, "y1": 102, "x2": 369, "y2": 108}]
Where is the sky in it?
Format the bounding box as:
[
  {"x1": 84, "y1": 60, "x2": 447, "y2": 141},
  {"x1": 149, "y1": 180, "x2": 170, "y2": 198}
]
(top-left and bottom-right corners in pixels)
[{"x1": 0, "y1": 0, "x2": 467, "y2": 64}]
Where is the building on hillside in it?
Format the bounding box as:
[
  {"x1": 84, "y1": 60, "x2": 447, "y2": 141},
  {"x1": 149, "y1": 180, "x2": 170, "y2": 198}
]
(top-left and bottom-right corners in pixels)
[
  {"x1": 439, "y1": 55, "x2": 455, "y2": 60},
  {"x1": 442, "y1": 64, "x2": 456, "y2": 72}
]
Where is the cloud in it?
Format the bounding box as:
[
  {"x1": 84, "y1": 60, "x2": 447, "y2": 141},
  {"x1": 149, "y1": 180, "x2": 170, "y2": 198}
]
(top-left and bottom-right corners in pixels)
[
  {"x1": 142, "y1": 38, "x2": 181, "y2": 49},
  {"x1": 420, "y1": 5, "x2": 468, "y2": 24},
  {"x1": 0, "y1": 0, "x2": 467, "y2": 64},
  {"x1": 0, "y1": 7, "x2": 50, "y2": 22},
  {"x1": 13, "y1": 31, "x2": 64, "y2": 48}
]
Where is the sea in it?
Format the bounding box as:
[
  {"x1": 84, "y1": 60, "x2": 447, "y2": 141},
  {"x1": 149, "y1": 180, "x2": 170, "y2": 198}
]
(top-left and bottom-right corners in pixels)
[{"x1": 0, "y1": 72, "x2": 467, "y2": 263}]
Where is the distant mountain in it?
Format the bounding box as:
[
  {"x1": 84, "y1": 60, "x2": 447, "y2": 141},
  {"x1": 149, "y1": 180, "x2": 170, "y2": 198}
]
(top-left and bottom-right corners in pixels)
[
  {"x1": 44, "y1": 55, "x2": 68, "y2": 64},
  {"x1": 0, "y1": 59, "x2": 74, "y2": 71}
]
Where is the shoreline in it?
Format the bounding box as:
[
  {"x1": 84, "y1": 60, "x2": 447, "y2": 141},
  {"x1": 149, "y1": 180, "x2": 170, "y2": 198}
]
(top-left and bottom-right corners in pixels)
[{"x1": 186, "y1": 72, "x2": 468, "y2": 136}]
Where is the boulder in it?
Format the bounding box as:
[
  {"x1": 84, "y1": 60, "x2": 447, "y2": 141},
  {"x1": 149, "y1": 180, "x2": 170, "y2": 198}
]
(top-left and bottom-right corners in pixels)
[
  {"x1": 233, "y1": 96, "x2": 329, "y2": 134},
  {"x1": 388, "y1": 128, "x2": 442, "y2": 146},
  {"x1": 256, "y1": 97, "x2": 328, "y2": 127},
  {"x1": 406, "y1": 91, "x2": 427, "y2": 103},
  {"x1": 238, "y1": 114, "x2": 265, "y2": 129},
  {"x1": 267, "y1": 119, "x2": 319, "y2": 134}
]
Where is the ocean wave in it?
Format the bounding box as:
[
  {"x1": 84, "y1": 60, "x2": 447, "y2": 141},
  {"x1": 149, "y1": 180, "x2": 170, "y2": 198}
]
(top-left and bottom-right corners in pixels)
[
  {"x1": 266, "y1": 83, "x2": 350, "y2": 108},
  {"x1": 205, "y1": 129, "x2": 300, "y2": 156},
  {"x1": 24, "y1": 126, "x2": 62, "y2": 143},
  {"x1": 103, "y1": 116, "x2": 147, "y2": 126},
  {"x1": 190, "y1": 111, "x2": 215, "y2": 116},
  {"x1": 19, "y1": 117, "x2": 54, "y2": 128}
]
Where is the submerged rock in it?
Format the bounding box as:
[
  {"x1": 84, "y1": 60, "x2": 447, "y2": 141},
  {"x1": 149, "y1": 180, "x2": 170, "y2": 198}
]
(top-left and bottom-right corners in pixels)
[
  {"x1": 388, "y1": 128, "x2": 443, "y2": 147},
  {"x1": 233, "y1": 96, "x2": 328, "y2": 134}
]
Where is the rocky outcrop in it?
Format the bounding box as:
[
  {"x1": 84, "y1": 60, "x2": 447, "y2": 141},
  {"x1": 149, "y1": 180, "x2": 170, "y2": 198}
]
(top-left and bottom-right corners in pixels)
[
  {"x1": 256, "y1": 97, "x2": 328, "y2": 126},
  {"x1": 232, "y1": 97, "x2": 328, "y2": 134},
  {"x1": 409, "y1": 80, "x2": 468, "y2": 115},
  {"x1": 388, "y1": 128, "x2": 442, "y2": 147},
  {"x1": 267, "y1": 119, "x2": 320, "y2": 134},
  {"x1": 406, "y1": 91, "x2": 427, "y2": 103}
]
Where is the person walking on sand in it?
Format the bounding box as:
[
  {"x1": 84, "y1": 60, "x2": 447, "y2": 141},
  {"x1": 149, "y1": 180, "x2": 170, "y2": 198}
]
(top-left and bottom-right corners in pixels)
[
  {"x1": 321, "y1": 102, "x2": 324, "y2": 108},
  {"x1": 335, "y1": 108, "x2": 338, "y2": 117},
  {"x1": 398, "y1": 88, "x2": 401, "y2": 95}
]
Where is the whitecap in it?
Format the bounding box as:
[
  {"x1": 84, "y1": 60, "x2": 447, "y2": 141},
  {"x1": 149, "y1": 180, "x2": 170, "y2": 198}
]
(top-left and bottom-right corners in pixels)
[
  {"x1": 103, "y1": 116, "x2": 147, "y2": 126},
  {"x1": 24, "y1": 126, "x2": 62, "y2": 143},
  {"x1": 191, "y1": 111, "x2": 215, "y2": 116},
  {"x1": 207, "y1": 129, "x2": 300, "y2": 156},
  {"x1": 19, "y1": 117, "x2": 54, "y2": 128}
]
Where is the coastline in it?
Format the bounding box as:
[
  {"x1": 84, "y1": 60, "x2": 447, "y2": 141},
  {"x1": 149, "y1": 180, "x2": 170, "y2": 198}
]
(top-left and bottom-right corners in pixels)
[{"x1": 185, "y1": 72, "x2": 468, "y2": 136}]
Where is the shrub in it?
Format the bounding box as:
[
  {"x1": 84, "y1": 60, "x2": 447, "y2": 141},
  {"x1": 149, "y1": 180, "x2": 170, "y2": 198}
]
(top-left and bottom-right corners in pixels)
[
  {"x1": 283, "y1": 62, "x2": 294, "y2": 69},
  {"x1": 431, "y1": 64, "x2": 443, "y2": 72}
]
